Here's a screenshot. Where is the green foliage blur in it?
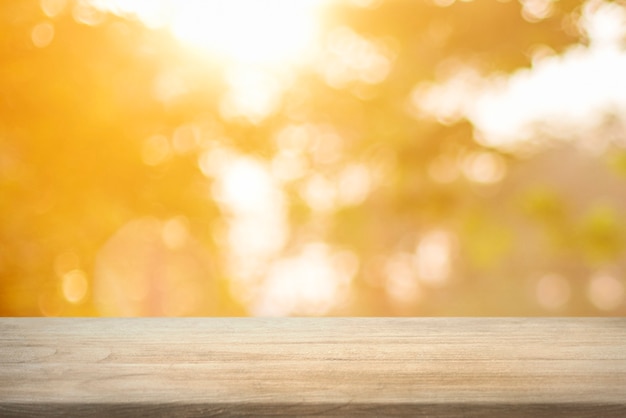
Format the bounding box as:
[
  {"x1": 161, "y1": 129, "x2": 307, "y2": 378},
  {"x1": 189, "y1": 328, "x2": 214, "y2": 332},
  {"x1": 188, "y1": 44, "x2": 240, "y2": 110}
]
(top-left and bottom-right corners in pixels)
[{"x1": 1, "y1": 0, "x2": 625, "y2": 316}]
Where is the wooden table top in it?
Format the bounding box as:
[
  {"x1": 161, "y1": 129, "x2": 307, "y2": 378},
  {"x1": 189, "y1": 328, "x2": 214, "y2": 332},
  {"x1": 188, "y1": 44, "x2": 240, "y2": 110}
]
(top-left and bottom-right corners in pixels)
[{"x1": 1, "y1": 318, "x2": 625, "y2": 416}]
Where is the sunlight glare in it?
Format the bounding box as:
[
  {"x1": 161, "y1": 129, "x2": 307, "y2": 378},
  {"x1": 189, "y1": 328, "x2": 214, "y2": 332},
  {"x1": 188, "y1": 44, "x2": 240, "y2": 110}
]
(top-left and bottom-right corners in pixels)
[
  {"x1": 170, "y1": 0, "x2": 323, "y2": 66},
  {"x1": 94, "y1": 0, "x2": 324, "y2": 66},
  {"x1": 470, "y1": 0, "x2": 626, "y2": 149},
  {"x1": 219, "y1": 67, "x2": 285, "y2": 123},
  {"x1": 213, "y1": 157, "x2": 282, "y2": 215},
  {"x1": 410, "y1": 1, "x2": 626, "y2": 151}
]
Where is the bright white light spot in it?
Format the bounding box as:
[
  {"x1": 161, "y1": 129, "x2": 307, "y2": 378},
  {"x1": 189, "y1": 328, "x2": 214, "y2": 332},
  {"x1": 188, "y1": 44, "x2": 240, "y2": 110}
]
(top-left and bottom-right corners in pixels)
[
  {"x1": 410, "y1": 2, "x2": 626, "y2": 151},
  {"x1": 582, "y1": 0, "x2": 626, "y2": 47},
  {"x1": 95, "y1": 0, "x2": 324, "y2": 66},
  {"x1": 253, "y1": 243, "x2": 357, "y2": 316},
  {"x1": 95, "y1": 0, "x2": 325, "y2": 124},
  {"x1": 102, "y1": 0, "x2": 173, "y2": 28},
  {"x1": 414, "y1": 230, "x2": 454, "y2": 286},
  {"x1": 170, "y1": 0, "x2": 322, "y2": 65},
  {"x1": 62, "y1": 269, "x2": 88, "y2": 304},
  {"x1": 337, "y1": 164, "x2": 371, "y2": 206},
  {"x1": 410, "y1": 66, "x2": 485, "y2": 125},
  {"x1": 471, "y1": 46, "x2": 626, "y2": 149},
  {"x1": 469, "y1": 1, "x2": 626, "y2": 149},
  {"x1": 211, "y1": 154, "x2": 289, "y2": 289},
  {"x1": 588, "y1": 272, "x2": 624, "y2": 311},
  {"x1": 213, "y1": 157, "x2": 282, "y2": 215},
  {"x1": 227, "y1": 217, "x2": 286, "y2": 263},
  {"x1": 219, "y1": 67, "x2": 284, "y2": 124},
  {"x1": 535, "y1": 273, "x2": 570, "y2": 310},
  {"x1": 318, "y1": 26, "x2": 395, "y2": 89},
  {"x1": 31, "y1": 22, "x2": 55, "y2": 48},
  {"x1": 301, "y1": 173, "x2": 337, "y2": 212}
]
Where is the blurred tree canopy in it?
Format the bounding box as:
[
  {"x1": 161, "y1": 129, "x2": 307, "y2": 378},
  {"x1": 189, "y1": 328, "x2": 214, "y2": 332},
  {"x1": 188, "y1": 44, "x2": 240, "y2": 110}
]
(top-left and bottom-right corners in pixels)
[{"x1": 1, "y1": 0, "x2": 625, "y2": 316}]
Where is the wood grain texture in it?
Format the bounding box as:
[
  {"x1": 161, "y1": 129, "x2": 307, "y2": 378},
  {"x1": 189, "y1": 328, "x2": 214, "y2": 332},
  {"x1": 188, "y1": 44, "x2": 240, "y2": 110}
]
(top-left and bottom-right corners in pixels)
[{"x1": 0, "y1": 318, "x2": 625, "y2": 417}]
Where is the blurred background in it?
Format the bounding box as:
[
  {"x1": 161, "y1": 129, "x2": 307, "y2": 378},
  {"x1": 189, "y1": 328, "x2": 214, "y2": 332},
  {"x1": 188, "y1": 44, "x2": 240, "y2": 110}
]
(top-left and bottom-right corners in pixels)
[{"x1": 1, "y1": 0, "x2": 625, "y2": 316}]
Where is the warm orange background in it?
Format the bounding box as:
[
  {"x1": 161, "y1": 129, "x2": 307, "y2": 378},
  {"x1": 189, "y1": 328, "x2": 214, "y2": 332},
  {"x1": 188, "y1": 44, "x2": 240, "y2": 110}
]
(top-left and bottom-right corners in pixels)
[{"x1": 1, "y1": 0, "x2": 625, "y2": 316}]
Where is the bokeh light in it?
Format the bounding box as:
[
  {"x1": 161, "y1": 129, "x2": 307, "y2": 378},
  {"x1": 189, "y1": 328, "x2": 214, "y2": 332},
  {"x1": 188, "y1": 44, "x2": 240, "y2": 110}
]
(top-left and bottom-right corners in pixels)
[
  {"x1": 1, "y1": 0, "x2": 625, "y2": 316},
  {"x1": 588, "y1": 272, "x2": 624, "y2": 311},
  {"x1": 31, "y1": 22, "x2": 55, "y2": 48},
  {"x1": 535, "y1": 273, "x2": 570, "y2": 311}
]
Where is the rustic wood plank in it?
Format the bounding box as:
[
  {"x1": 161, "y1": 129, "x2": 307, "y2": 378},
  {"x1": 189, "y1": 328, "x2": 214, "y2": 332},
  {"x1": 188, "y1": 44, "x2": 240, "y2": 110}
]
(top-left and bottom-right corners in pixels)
[{"x1": 0, "y1": 318, "x2": 625, "y2": 416}]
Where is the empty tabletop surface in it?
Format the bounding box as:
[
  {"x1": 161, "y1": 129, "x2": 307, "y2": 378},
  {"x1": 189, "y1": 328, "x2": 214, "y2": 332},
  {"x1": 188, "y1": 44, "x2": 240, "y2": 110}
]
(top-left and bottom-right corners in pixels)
[{"x1": 1, "y1": 318, "x2": 625, "y2": 416}]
